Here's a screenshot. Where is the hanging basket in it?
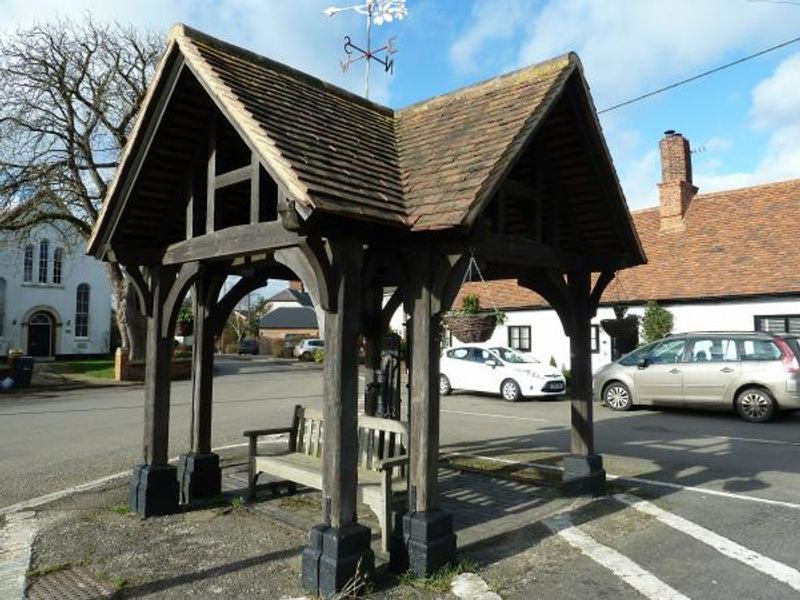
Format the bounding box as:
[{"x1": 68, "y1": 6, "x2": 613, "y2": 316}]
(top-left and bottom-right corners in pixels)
[
  {"x1": 601, "y1": 315, "x2": 639, "y2": 339},
  {"x1": 176, "y1": 319, "x2": 194, "y2": 337},
  {"x1": 442, "y1": 312, "x2": 498, "y2": 343}
]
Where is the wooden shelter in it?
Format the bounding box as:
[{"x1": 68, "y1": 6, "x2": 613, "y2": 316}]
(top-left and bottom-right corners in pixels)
[{"x1": 88, "y1": 24, "x2": 645, "y2": 597}]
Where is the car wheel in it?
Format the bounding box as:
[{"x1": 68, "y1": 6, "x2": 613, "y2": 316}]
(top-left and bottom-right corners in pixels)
[
  {"x1": 736, "y1": 387, "x2": 776, "y2": 423},
  {"x1": 439, "y1": 374, "x2": 452, "y2": 396},
  {"x1": 500, "y1": 379, "x2": 521, "y2": 402},
  {"x1": 301, "y1": 352, "x2": 312, "y2": 361},
  {"x1": 604, "y1": 382, "x2": 633, "y2": 411}
]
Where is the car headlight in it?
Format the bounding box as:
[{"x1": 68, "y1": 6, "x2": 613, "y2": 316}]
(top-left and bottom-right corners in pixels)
[{"x1": 524, "y1": 370, "x2": 543, "y2": 378}]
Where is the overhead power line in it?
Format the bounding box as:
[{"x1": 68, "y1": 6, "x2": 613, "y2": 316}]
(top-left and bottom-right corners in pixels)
[{"x1": 598, "y1": 34, "x2": 800, "y2": 114}]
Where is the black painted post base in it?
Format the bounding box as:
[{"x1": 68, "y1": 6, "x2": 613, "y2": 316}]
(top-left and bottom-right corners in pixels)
[
  {"x1": 562, "y1": 454, "x2": 607, "y2": 496},
  {"x1": 390, "y1": 510, "x2": 457, "y2": 576},
  {"x1": 128, "y1": 464, "x2": 180, "y2": 517},
  {"x1": 178, "y1": 452, "x2": 222, "y2": 504},
  {"x1": 301, "y1": 523, "x2": 375, "y2": 598}
]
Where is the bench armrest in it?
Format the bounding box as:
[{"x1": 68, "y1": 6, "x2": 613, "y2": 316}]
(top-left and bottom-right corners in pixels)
[
  {"x1": 375, "y1": 454, "x2": 409, "y2": 472},
  {"x1": 242, "y1": 427, "x2": 292, "y2": 439}
]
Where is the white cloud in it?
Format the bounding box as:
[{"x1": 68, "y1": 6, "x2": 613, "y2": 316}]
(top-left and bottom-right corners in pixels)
[
  {"x1": 696, "y1": 51, "x2": 800, "y2": 192},
  {"x1": 751, "y1": 52, "x2": 800, "y2": 130},
  {"x1": 449, "y1": 0, "x2": 533, "y2": 74},
  {"x1": 513, "y1": 0, "x2": 800, "y2": 107}
]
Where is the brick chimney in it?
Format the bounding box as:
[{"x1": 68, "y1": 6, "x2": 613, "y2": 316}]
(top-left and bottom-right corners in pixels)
[{"x1": 657, "y1": 130, "x2": 698, "y2": 231}]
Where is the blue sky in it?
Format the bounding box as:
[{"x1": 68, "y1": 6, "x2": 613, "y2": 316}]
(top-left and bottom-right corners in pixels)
[{"x1": 2, "y1": 0, "x2": 799, "y2": 213}]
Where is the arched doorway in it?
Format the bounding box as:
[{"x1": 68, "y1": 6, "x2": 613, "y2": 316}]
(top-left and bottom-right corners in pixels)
[{"x1": 28, "y1": 311, "x2": 55, "y2": 357}]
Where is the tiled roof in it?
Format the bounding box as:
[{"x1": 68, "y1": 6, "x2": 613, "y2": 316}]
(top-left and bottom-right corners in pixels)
[
  {"x1": 90, "y1": 24, "x2": 640, "y2": 263},
  {"x1": 259, "y1": 306, "x2": 318, "y2": 329},
  {"x1": 267, "y1": 288, "x2": 312, "y2": 306},
  {"x1": 464, "y1": 178, "x2": 800, "y2": 308},
  {"x1": 395, "y1": 57, "x2": 573, "y2": 230},
  {"x1": 104, "y1": 25, "x2": 580, "y2": 231}
]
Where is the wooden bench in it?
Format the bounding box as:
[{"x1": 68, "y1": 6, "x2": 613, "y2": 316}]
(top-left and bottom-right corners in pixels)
[{"x1": 243, "y1": 405, "x2": 409, "y2": 551}]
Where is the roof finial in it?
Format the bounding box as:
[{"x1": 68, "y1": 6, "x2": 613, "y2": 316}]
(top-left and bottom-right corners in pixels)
[{"x1": 323, "y1": 0, "x2": 407, "y2": 99}]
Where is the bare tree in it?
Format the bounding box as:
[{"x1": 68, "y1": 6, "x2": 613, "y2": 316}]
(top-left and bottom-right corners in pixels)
[{"x1": 0, "y1": 18, "x2": 163, "y2": 359}]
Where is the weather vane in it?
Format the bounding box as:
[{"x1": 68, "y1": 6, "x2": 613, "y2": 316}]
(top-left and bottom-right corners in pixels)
[{"x1": 323, "y1": 0, "x2": 407, "y2": 99}]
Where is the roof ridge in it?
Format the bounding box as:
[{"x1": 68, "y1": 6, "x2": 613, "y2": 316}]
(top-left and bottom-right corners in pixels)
[
  {"x1": 694, "y1": 176, "x2": 800, "y2": 199},
  {"x1": 171, "y1": 23, "x2": 395, "y2": 117},
  {"x1": 397, "y1": 52, "x2": 576, "y2": 115}
]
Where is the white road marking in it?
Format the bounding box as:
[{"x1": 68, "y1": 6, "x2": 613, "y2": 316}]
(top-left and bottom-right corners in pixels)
[
  {"x1": 442, "y1": 452, "x2": 800, "y2": 511},
  {"x1": 442, "y1": 409, "x2": 547, "y2": 422},
  {"x1": 0, "y1": 438, "x2": 285, "y2": 517},
  {"x1": 451, "y1": 572, "x2": 502, "y2": 600},
  {"x1": 545, "y1": 515, "x2": 690, "y2": 600},
  {"x1": 615, "y1": 494, "x2": 800, "y2": 593},
  {"x1": 0, "y1": 511, "x2": 37, "y2": 600}
]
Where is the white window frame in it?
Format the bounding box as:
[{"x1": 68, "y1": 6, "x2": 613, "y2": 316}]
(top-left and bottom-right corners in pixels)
[
  {"x1": 38, "y1": 239, "x2": 49, "y2": 283},
  {"x1": 75, "y1": 283, "x2": 90, "y2": 338},
  {"x1": 23, "y1": 245, "x2": 34, "y2": 282}
]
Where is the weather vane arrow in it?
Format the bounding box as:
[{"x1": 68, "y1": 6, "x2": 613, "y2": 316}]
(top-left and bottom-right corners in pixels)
[{"x1": 323, "y1": 0, "x2": 407, "y2": 99}]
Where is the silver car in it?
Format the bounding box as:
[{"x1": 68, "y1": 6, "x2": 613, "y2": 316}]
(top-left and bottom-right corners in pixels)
[{"x1": 593, "y1": 332, "x2": 800, "y2": 422}]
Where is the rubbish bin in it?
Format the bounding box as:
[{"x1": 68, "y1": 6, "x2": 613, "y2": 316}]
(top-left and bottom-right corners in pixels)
[{"x1": 12, "y1": 356, "x2": 34, "y2": 388}]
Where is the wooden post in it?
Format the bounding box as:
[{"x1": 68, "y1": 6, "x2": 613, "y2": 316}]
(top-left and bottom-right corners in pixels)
[
  {"x1": 143, "y1": 266, "x2": 174, "y2": 466},
  {"x1": 563, "y1": 269, "x2": 605, "y2": 495},
  {"x1": 302, "y1": 238, "x2": 374, "y2": 597},
  {"x1": 129, "y1": 265, "x2": 180, "y2": 517},
  {"x1": 192, "y1": 270, "x2": 215, "y2": 454},
  {"x1": 363, "y1": 286, "x2": 383, "y2": 417},
  {"x1": 390, "y1": 248, "x2": 456, "y2": 576},
  {"x1": 409, "y1": 255, "x2": 439, "y2": 511},
  {"x1": 206, "y1": 120, "x2": 216, "y2": 234},
  {"x1": 250, "y1": 152, "x2": 260, "y2": 224},
  {"x1": 321, "y1": 239, "x2": 363, "y2": 528},
  {"x1": 568, "y1": 271, "x2": 593, "y2": 456},
  {"x1": 178, "y1": 267, "x2": 222, "y2": 504}
]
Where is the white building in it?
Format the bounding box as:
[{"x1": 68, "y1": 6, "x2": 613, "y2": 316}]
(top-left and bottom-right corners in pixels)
[
  {"x1": 0, "y1": 224, "x2": 112, "y2": 358},
  {"x1": 452, "y1": 131, "x2": 800, "y2": 372}
]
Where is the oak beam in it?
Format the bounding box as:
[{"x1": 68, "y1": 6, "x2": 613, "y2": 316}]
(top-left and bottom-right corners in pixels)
[
  {"x1": 162, "y1": 221, "x2": 303, "y2": 265},
  {"x1": 250, "y1": 153, "x2": 260, "y2": 224},
  {"x1": 206, "y1": 119, "x2": 217, "y2": 234},
  {"x1": 214, "y1": 164, "x2": 251, "y2": 189}
]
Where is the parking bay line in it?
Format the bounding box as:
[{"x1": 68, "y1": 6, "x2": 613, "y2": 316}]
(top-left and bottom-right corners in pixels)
[
  {"x1": 0, "y1": 438, "x2": 285, "y2": 517},
  {"x1": 443, "y1": 451, "x2": 800, "y2": 511},
  {"x1": 442, "y1": 409, "x2": 547, "y2": 422},
  {"x1": 545, "y1": 515, "x2": 690, "y2": 600},
  {"x1": 615, "y1": 493, "x2": 800, "y2": 593}
]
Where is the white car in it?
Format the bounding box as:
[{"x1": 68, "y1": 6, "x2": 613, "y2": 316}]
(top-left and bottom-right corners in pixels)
[
  {"x1": 439, "y1": 346, "x2": 566, "y2": 402},
  {"x1": 294, "y1": 338, "x2": 324, "y2": 360}
]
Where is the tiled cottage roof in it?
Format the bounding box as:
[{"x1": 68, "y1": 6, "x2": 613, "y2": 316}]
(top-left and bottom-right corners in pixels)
[{"x1": 464, "y1": 178, "x2": 800, "y2": 308}]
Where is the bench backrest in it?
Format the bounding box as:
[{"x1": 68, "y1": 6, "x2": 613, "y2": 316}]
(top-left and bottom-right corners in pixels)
[{"x1": 288, "y1": 404, "x2": 408, "y2": 473}]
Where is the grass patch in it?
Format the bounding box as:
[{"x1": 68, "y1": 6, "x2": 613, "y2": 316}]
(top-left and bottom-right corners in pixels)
[
  {"x1": 109, "y1": 503, "x2": 132, "y2": 515},
  {"x1": 397, "y1": 559, "x2": 477, "y2": 593},
  {"x1": 27, "y1": 562, "x2": 72, "y2": 578},
  {"x1": 96, "y1": 571, "x2": 129, "y2": 590},
  {"x1": 230, "y1": 495, "x2": 245, "y2": 509},
  {"x1": 60, "y1": 359, "x2": 115, "y2": 379}
]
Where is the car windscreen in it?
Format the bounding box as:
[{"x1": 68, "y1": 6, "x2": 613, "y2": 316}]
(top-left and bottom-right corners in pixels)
[
  {"x1": 490, "y1": 347, "x2": 537, "y2": 364},
  {"x1": 617, "y1": 341, "x2": 659, "y2": 366}
]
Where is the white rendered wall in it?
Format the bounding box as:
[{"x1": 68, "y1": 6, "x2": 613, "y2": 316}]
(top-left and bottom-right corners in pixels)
[
  {"x1": 386, "y1": 295, "x2": 800, "y2": 374},
  {"x1": 0, "y1": 225, "x2": 112, "y2": 356},
  {"x1": 485, "y1": 297, "x2": 800, "y2": 373}
]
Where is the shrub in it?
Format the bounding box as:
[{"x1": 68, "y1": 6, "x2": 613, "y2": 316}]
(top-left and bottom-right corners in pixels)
[
  {"x1": 271, "y1": 338, "x2": 285, "y2": 358},
  {"x1": 641, "y1": 301, "x2": 674, "y2": 344},
  {"x1": 313, "y1": 348, "x2": 325, "y2": 363}
]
